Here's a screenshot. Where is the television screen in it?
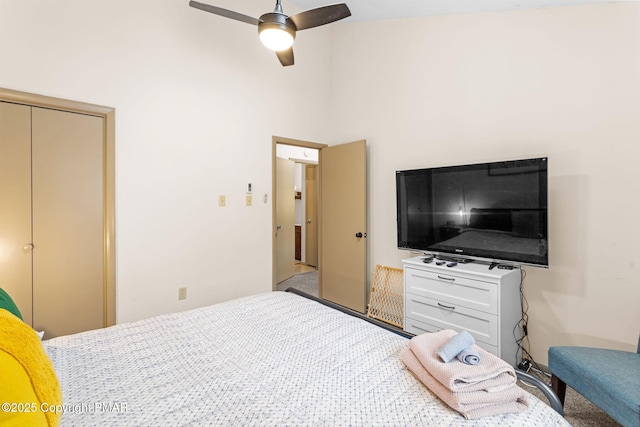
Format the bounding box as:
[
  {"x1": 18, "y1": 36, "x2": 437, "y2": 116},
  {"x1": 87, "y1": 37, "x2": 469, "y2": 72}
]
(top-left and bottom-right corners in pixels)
[{"x1": 396, "y1": 157, "x2": 548, "y2": 267}]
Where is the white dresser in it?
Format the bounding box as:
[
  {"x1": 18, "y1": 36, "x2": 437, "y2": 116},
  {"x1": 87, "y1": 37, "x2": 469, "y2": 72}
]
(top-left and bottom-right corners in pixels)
[{"x1": 402, "y1": 256, "x2": 522, "y2": 367}]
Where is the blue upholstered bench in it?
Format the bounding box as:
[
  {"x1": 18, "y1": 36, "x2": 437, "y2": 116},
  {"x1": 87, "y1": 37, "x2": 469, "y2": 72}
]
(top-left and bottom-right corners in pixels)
[{"x1": 548, "y1": 338, "x2": 640, "y2": 427}]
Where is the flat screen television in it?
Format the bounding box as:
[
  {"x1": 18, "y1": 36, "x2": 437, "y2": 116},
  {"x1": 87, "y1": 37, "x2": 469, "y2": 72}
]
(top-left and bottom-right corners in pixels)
[{"x1": 396, "y1": 157, "x2": 548, "y2": 267}]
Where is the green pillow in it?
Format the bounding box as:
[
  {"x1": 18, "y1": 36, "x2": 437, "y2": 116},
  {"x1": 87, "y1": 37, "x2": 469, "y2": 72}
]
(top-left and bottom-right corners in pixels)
[{"x1": 0, "y1": 288, "x2": 23, "y2": 321}]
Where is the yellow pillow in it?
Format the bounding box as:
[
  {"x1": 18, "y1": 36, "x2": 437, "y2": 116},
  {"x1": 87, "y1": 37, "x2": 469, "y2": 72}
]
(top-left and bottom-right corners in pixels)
[
  {"x1": 0, "y1": 309, "x2": 62, "y2": 427},
  {"x1": 0, "y1": 351, "x2": 49, "y2": 426}
]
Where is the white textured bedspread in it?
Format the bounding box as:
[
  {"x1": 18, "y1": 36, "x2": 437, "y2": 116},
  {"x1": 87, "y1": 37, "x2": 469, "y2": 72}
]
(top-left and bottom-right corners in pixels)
[{"x1": 43, "y1": 291, "x2": 569, "y2": 426}]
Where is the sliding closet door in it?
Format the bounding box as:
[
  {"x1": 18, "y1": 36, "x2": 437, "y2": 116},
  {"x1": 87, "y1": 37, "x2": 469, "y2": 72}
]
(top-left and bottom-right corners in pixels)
[
  {"x1": 31, "y1": 107, "x2": 105, "y2": 337},
  {"x1": 0, "y1": 102, "x2": 33, "y2": 324}
]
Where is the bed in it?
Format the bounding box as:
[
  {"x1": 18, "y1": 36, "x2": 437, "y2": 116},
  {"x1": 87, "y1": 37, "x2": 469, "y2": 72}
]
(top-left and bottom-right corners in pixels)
[
  {"x1": 21, "y1": 290, "x2": 569, "y2": 426},
  {"x1": 430, "y1": 208, "x2": 548, "y2": 265},
  {"x1": 432, "y1": 228, "x2": 546, "y2": 257}
]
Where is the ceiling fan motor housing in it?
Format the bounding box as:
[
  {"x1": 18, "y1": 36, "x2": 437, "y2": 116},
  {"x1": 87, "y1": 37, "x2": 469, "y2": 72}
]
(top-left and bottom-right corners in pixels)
[{"x1": 259, "y1": 12, "x2": 297, "y2": 39}]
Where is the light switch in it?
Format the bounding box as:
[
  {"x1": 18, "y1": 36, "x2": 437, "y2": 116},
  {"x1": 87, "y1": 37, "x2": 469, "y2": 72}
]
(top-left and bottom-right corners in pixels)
[
  {"x1": 246, "y1": 195, "x2": 252, "y2": 206},
  {"x1": 219, "y1": 195, "x2": 226, "y2": 207}
]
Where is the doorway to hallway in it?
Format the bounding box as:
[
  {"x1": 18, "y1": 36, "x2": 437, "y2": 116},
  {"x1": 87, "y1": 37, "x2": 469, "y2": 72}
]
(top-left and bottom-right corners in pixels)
[
  {"x1": 273, "y1": 138, "x2": 322, "y2": 288},
  {"x1": 271, "y1": 136, "x2": 368, "y2": 313}
]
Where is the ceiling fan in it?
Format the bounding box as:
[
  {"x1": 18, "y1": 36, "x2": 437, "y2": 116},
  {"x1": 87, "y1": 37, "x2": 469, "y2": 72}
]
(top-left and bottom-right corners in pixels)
[{"x1": 189, "y1": 0, "x2": 351, "y2": 66}]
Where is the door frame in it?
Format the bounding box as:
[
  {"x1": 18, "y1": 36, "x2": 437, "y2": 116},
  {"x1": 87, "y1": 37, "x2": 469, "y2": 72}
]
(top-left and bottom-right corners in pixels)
[
  {"x1": 271, "y1": 136, "x2": 326, "y2": 290},
  {"x1": 0, "y1": 87, "x2": 116, "y2": 327}
]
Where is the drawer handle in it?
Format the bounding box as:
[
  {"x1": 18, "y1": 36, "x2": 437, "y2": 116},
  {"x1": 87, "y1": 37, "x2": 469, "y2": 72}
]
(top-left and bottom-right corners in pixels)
[
  {"x1": 437, "y1": 302, "x2": 456, "y2": 310},
  {"x1": 437, "y1": 275, "x2": 455, "y2": 281}
]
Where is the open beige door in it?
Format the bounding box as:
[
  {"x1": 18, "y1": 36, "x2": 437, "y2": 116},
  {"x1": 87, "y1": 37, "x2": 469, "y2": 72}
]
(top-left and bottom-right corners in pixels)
[
  {"x1": 275, "y1": 157, "x2": 296, "y2": 284},
  {"x1": 319, "y1": 140, "x2": 367, "y2": 312},
  {"x1": 304, "y1": 165, "x2": 318, "y2": 267}
]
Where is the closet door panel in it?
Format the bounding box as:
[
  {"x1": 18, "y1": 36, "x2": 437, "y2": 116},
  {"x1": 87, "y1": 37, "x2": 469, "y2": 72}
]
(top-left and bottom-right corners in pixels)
[
  {"x1": 31, "y1": 107, "x2": 105, "y2": 337},
  {"x1": 0, "y1": 102, "x2": 33, "y2": 324}
]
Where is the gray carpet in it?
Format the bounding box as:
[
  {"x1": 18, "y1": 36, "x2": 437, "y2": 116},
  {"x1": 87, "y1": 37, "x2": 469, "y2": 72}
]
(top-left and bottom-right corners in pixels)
[
  {"x1": 522, "y1": 372, "x2": 620, "y2": 427},
  {"x1": 275, "y1": 271, "x2": 620, "y2": 426},
  {"x1": 276, "y1": 270, "x2": 318, "y2": 297}
]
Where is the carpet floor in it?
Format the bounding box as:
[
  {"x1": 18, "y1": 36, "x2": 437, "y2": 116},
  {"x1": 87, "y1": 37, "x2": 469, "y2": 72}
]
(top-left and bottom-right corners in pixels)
[
  {"x1": 523, "y1": 372, "x2": 620, "y2": 426},
  {"x1": 276, "y1": 270, "x2": 319, "y2": 297}
]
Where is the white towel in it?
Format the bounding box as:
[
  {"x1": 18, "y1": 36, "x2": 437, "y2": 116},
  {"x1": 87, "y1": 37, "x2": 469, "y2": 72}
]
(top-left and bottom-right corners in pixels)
[{"x1": 409, "y1": 329, "x2": 516, "y2": 392}]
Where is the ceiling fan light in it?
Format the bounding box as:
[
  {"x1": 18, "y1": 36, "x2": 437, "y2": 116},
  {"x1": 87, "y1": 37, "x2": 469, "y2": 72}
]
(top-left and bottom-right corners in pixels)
[{"x1": 259, "y1": 27, "x2": 294, "y2": 51}]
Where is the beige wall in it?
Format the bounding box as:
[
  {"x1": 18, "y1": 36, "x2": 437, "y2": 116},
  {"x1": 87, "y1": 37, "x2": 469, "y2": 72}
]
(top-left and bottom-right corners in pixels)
[
  {"x1": 0, "y1": 0, "x2": 333, "y2": 323},
  {"x1": 1, "y1": 0, "x2": 638, "y2": 364},
  {"x1": 329, "y1": 3, "x2": 640, "y2": 362}
]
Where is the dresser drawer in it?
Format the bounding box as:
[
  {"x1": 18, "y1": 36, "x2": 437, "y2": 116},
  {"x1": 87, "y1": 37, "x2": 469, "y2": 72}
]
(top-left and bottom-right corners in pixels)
[
  {"x1": 404, "y1": 316, "x2": 441, "y2": 335},
  {"x1": 405, "y1": 293, "x2": 498, "y2": 346},
  {"x1": 404, "y1": 317, "x2": 499, "y2": 356},
  {"x1": 405, "y1": 267, "x2": 498, "y2": 314}
]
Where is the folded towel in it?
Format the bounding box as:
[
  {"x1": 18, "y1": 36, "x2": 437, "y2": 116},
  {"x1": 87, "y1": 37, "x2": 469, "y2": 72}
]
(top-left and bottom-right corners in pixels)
[
  {"x1": 401, "y1": 347, "x2": 529, "y2": 419},
  {"x1": 0, "y1": 309, "x2": 62, "y2": 427},
  {"x1": 456, "y1": 347, "x2": 481, "y2": 365},
  {"x1": 438, "y1": 330, "x2": 475, "y2": 363},
  {"x1": 410, "y1": 329, "x2": 516, "y2": 392}
]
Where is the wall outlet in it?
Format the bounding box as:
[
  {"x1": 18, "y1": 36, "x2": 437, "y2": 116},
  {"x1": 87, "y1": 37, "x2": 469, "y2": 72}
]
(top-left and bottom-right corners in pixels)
[
  {"x1": 218, "y1": 195, "x2": 226, "y2": 207},
  {"x1": 178, "y1": 287, "x2": 187, "y2": 300}
]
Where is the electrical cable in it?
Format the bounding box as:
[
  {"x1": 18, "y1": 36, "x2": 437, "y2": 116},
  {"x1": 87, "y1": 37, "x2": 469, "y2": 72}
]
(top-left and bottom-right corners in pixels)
[
  {"x1": 514, "y1": 268, "x2": 528, "y2": 365},
  {"x1": 514, "y1": 268, "x2": 552, "y2": 386}
]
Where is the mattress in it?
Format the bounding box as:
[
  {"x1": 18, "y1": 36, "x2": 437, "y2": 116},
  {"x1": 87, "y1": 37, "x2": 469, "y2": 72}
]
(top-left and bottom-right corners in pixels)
[{"x1": 43, "y1": 291, "x2": 569, "y2": 426}]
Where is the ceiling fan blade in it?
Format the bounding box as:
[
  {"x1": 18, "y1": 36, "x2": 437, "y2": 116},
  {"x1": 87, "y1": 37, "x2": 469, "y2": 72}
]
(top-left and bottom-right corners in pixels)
[
  {"x1": 276, "y1": 48, "x2": 294, "y2": 67},
  {"x1": 189, "y1": 1, "x2": 260, "y2": 26},
  {"x1": 289, "y1": 4, "x2": 351, "y2": 31}
]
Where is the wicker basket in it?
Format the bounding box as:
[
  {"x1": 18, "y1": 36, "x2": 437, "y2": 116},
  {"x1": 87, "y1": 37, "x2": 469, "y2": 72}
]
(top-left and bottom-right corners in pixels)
[{"x1": 367, "y1": 265, "x2": 404, "y2": 328}]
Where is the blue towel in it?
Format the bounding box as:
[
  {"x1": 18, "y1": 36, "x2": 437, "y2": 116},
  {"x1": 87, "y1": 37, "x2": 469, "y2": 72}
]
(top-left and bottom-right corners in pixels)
[
  {"x1": 456, "y1": 347, "x2": 481, "y2": 365},
  {"x1": 437, "y1": 330, "x2": 476, "y2": 363}
]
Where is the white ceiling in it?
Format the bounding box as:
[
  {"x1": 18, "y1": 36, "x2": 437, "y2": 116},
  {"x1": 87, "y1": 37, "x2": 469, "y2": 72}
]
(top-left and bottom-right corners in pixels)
[{"x1": 286, "y1": 0, "x2": 636, "y2": 21}]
